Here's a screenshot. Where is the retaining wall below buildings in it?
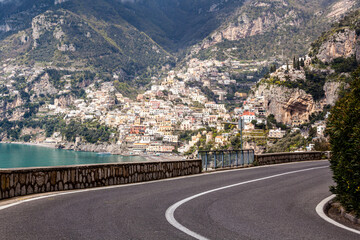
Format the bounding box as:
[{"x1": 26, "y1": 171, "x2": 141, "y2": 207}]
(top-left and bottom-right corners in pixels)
[
  {"x1": 0, "y1": 160, "x2": 202, "y2": 200},
  {"x1": 255, "y1": 151, "x2": 324, "y2": 165}
]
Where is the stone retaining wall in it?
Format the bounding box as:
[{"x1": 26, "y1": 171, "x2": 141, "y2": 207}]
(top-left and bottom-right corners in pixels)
[
  {"x1": 255, "y1": 151, "x2": 323, "y2": 165},
  {"x1": 0, "y1": 160, "x2": 202, "y2": 200}
]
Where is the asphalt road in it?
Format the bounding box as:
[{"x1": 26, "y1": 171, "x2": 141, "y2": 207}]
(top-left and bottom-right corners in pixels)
[{"x1": 0, "y1": 161, "x2": 358, "y2": 240}]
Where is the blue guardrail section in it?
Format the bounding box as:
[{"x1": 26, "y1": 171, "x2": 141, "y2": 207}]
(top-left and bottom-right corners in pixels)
[{"x1": 198, "y1": 149, "x2": 255, "y2": 171}]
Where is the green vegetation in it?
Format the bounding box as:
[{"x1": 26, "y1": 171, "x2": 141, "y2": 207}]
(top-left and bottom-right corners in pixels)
[
  {"x1": 0, "y1": 117, "x2": 117, "y2": 144},
  {"x1": 308, "y1": 105, "x2": 332, "y2": 125},
  {"x1": 262, "y1": 71, "x2": 327, "y2": 101},
  {"x1": 266, "y1": 114, "x2": 287, "y2": 130},
  {"x1": 331, "y1": 56, "x2": 358, "y2": 73},
  {"x1": 266, "y1": 131, "x2": 308, "y2": 153},
  {"x1": 114, "y1": 80, "x2": 139, "y2": 100},
  {"x1": 327, "y1": 67, "x2": 360, "y2": 216}
]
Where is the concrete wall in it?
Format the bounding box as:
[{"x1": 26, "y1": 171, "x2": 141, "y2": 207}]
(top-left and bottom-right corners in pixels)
[
  {"x1": 0, "y1": 160, "x2": 202, "y2": 200},
  {"x1": 255, "y1": 152, "x2": 323, "y2": 165}
]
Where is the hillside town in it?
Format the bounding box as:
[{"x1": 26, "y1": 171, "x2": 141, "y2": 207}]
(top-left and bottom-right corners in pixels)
[{"x1": 0, "y1": 55, "x2": 330, "y2": 156}]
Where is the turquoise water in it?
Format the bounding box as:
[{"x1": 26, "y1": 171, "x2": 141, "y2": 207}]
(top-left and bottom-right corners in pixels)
[{"x1": 0, "y1": 143, "x2": 147, "y2": 169}]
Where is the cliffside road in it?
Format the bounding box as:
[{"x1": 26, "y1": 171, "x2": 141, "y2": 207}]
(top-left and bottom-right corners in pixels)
[{"x1": 0, "y1": 161, "x2": 357, "y2": 240}]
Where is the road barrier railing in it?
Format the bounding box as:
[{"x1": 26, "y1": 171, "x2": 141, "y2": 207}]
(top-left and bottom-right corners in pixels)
[{"x1": 198, "y1": 149, "x2": 255, "y2": 171}]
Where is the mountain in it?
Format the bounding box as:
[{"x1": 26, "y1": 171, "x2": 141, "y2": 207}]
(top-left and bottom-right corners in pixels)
[
  {"x1": 192, "y1": 0, "x2": 360, "y2": 62},
  {"x1": 0, "y1": 0, "x2": 357, "y2": 81},
  {"x1": 0, "y1": 0, "x2": 247, "y2": 51},
  {"x1": 0, "y1": 5, "x2": 359, "y2": 152},
  {"x1": 0, "y1": 0, "x2": 254, "y2": 90},
  {"x1": 250, "y1": 9, "x2": 360, "y2": 125}
]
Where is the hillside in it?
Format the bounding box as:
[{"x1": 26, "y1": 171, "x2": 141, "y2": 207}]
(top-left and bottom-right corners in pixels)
[
  {"x1": 192, "y1": 0, "x2": 359, "y2": 62},
  {"x1": 0, "y1": 0, "x2": 252, "y2": 95},
  {"x1": 0, "y1": 0, "x2": 247, "y2": 52},
  {"x1": 0, "y1": 1, "x2": 174, "y2": 77},
  {"x1": 0, "y1": 7, "x2": 359, "y2": 155},
  {"x1": 250, "y1": 9, "x2": 360, "y2": 125}
]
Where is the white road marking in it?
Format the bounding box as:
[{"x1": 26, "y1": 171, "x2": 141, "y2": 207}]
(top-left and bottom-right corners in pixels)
[
  {"x1": 165, "y1": 166, "x2": 328, "y2": 240},
  {"x1": 316, "y1": 195, "x2": 360, "y2": 235}
]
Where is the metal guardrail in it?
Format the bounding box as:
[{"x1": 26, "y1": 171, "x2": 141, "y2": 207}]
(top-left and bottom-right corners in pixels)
[{"x1": 198, "y1": 149, "x2": 255, "y2": 171}]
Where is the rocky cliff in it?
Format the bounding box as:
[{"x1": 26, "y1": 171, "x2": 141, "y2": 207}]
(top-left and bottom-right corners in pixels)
[
  {"x1": 250, "y1": 10, "x2": 360, "y2": 125},
  {"x1": 202, "y1": 1, "x2": 302, "y2": 49},
  {"x1": 310, "y1": 9, "x2": 360, "y2": 62},
  {"x1": 316, "y1": 29, "x2": 359, "y2": 63},
  {"x1": 194, "y1": 0, "x2": 359, "y2": 62},
  {"x1": 252, "y1": 81, "x2": 340, "y2": 125}
]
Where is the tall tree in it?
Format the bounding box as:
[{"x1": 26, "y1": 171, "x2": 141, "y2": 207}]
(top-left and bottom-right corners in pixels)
[{"x1": 327, "y1": 67, "x2": 360, "y2": 216}]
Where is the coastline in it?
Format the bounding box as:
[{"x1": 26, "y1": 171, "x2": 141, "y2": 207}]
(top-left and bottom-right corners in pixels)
[
  {"x1": 1, "y1": 142, "x2": 184, "y2": 162},
  {"x1": 1, "y1": 141, "x2": 57, "y2": 149}
]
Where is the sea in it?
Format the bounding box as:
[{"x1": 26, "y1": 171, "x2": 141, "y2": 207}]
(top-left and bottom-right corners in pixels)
[{"x1": 0, "y1": 143, "x2": 147, "y2": 169}]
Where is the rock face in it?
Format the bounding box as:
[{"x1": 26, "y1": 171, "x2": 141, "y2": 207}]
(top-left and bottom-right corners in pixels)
[
  {"x1": 202, "y1": 5, "x2": 301, "y2": 49},
  {"x1": 0, "y1": 24, "x2": 11, "y2": 32},
  {"x1": 252, "y1": 77, "x2": 342, "y2": 125},
  {"x1": 323, "y1": 81, "x2": 342, "y2": 106},
  {"x1": 31, "y1": 10, "x2": 67, "y2": 48},
  {"x1": 327, "y1": 0, "x2": 356, "y2": 19},
  {"x1": 253, "y1": 84, "x2": 320, "y2": 125},
  {"x1": 32, "y1": 73, "x2": 58, "y2": 96},
  {"x1": 317, "y1": 29, "x2": 359, "y2": 63}
]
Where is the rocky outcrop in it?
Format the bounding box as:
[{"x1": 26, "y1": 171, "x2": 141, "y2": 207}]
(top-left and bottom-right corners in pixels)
[
  {"x1": 54, "y1": 95, "x2": 75, "y2": 108},
  {"x1": 323, "y1": 81, "x2": 342, "y2": 106},
  {"x1": 54, "y1": 0, "x2": 71, "y2": 5},
  {"x1": 31, "y1": 10, "x2": 67, "y2": 48},
  {"x1": 252, "y1": 75, "x2": 342, "y2": 125},
  {"x1": 58, "y1": 43, "x2": 76, "y2": 52},
  {"x1": 61, "y1": 142, "x2": 124, "y2": 155},
  {"x1": 253, "y1": 84, "x2": 321, "y2": 125},
  {"x1": 327, "y1": 0, "x2": 356, "y2": 19},
  {"x1": 201, "y1": 1, "x2": 302, "y2": 49},
  {"x1": 317, "y1": 29, "x2": 359, "y2": 63},
  {"x1": 0, "y1": 23, "x2": 11, "y2": 32},
  {"x1": 32, "y1": 73, "x2": 58, "y2": 96},
  {"x1": 244, "y1": 141, "x2": 265, "y2": 154}
]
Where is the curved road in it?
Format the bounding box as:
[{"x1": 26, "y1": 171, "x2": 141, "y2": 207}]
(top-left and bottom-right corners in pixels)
[{"x1": 0, "y1": 161, "x2": 358, "y2": 239}]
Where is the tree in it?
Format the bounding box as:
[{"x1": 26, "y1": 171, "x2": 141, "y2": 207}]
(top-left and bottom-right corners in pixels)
[
  {"x1": 300, "y1": 58, "x2": 305, "y2": 68},
  {"x1": 327, "y1": 67, "x2": 360, "y2": 216},
  {"x1": 296, "y1": 58, "x2": 301, "y2": 70},
  {"x1": 293, "y1": 56, "x2": 296, "y2": 69},
  {"x1": 308, "y1": 127, "x2": 317, "y2": 139},
  {"x1": 286, "y1": 60, "x2": 289, "y2": 72}
]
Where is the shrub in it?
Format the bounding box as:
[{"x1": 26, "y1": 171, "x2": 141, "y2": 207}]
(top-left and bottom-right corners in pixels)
[{"x1": 327, "y1": 67, "x2": 360, "y2": 216}]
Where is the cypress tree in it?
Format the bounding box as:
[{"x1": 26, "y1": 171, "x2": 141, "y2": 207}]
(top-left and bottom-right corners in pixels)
[
  {"x1": 293, "y1": 56, "x2": 296, "y2": 69},
  {"x1": 327, "y1": 67, "x2": 360, "y2": 216},
  {"x1": 297, "y1": 59, "x2": 300, "y2": 70}
]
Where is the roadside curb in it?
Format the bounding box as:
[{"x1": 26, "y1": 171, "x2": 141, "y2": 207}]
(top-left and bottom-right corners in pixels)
[{"x1": 316, "y1": 195, "x2": 360, "y2": 235}]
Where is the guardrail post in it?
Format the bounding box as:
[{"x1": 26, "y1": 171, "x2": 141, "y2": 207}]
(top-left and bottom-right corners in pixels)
[
  {"x1": 247, "y1": 150, "x2": 250, "y2": 165},
  {"x1": 229, "y1": 152, "x2": 232, "y2": 167},
  {"x1": 214, "y1": 152, "x2": 217, "y2": 169},
  {"x1": 205, "y1": 152, "x2": 208, "y2": 171},
  {"x1": 240, "y1": 150, "x2": 245, "y2": 166},
  {"x1": 222, "y1": 152, "x2": 224, "y2": 168},
  {"x1": 236, "y1": 151, "x2": 238, "y2": 167}
]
